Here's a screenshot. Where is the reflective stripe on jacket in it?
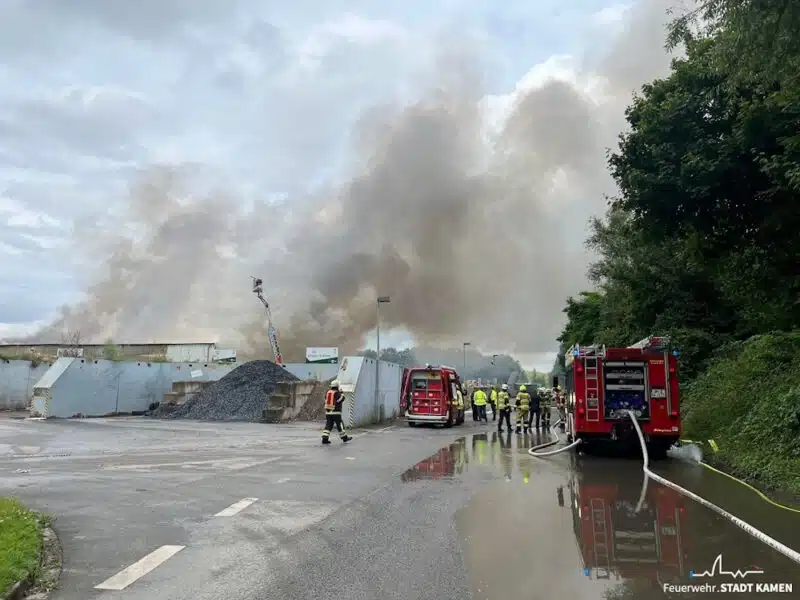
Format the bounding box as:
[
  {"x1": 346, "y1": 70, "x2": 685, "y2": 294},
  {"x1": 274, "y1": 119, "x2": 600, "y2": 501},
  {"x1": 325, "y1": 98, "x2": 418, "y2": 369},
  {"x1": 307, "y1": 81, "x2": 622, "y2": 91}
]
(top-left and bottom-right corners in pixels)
[
  {"x1": 473, "y1": 390, "x2": 488, "y2": 406},
  {"x1": 516, "y1": 391, "x2": 531, "y2": 409},
  {"x1": 325, "y1": 389, "x2": 342, "y2": 413}
]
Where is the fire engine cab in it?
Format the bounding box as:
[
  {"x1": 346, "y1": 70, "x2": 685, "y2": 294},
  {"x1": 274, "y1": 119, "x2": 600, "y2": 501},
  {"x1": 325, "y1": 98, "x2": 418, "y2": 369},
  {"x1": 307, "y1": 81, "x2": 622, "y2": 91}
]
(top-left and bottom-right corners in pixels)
[
  {"x1": 561, "y1": 464, "x2": 691, "y2": 586},
  {"x1": 402, "y1": 364, "x2": 466, "y2": 427},
  {"x1": 563, "y1": 335, "x2": 680, "y2": 458}
]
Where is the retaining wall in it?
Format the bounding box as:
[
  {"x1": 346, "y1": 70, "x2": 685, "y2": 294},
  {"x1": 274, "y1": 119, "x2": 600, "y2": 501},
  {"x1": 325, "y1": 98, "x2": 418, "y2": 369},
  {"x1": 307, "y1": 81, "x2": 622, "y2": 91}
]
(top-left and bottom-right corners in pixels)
[
  {"x1": 0, "y1": 360, "x2": 51, "y2": 410},
  {"x1": 31, "y1": 358, "x2": 233, "y2": 418},
  {"x1": 336, "y1": 357, "x2": 403, "y2": 427}
]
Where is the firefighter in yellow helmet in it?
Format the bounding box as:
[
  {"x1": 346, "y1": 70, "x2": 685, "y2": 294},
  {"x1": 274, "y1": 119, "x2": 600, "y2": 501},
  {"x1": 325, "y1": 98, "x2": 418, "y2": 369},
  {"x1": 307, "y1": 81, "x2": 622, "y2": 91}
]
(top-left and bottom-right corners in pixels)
[
  {"x1": 515, "y1": 385, "x2": 531, "y2": 433},
  {"x1": 496, "y1": 383, "x2": 512, "y2": 432}
]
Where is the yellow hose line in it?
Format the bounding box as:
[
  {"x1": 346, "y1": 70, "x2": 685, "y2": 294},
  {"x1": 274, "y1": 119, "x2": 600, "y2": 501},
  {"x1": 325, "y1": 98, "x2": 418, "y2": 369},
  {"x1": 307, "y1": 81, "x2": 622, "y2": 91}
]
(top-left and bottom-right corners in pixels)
[{"x1": 698, "y1": 461, "x2": 800, "y2": 514}]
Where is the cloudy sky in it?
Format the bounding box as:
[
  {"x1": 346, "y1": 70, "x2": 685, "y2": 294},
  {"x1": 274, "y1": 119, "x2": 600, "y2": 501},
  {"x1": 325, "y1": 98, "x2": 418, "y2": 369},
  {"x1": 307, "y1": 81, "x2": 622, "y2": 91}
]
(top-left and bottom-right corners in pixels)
[{"x1": 0, "y1": 0, "x2": 678, "y2": 371}]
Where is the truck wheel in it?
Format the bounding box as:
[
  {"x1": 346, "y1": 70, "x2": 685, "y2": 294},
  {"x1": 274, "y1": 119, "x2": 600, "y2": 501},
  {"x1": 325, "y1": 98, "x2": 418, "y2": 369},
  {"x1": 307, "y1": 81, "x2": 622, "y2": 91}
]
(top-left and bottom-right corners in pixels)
[
  {"x1": 408, "y1": 421, "x2": 416, "y2": 427},
  {"x1": 444, "y1": 409, "x2": 454, "y2": 428}
]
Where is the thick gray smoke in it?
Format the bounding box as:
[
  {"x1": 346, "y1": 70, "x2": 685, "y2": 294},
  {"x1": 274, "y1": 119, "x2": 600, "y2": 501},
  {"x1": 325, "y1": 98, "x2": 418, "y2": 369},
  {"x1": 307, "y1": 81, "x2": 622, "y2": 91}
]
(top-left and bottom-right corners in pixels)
[{"x1": 31, "y1": 1, "x2": 677, "y2": 361}]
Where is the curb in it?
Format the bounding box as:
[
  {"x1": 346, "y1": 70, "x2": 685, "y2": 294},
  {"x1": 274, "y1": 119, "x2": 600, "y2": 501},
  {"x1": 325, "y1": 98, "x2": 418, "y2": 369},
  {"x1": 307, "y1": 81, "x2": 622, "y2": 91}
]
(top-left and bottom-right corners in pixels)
[{"x1": 6, "y1": 525, "x2": 62, "y2": 600}]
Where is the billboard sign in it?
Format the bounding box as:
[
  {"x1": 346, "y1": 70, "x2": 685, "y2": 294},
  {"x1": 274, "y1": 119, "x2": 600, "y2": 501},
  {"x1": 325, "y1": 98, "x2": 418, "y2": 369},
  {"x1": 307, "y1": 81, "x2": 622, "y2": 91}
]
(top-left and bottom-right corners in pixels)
[{"x1": 306, "y1": 347, "x2": 338, "y2": 364}]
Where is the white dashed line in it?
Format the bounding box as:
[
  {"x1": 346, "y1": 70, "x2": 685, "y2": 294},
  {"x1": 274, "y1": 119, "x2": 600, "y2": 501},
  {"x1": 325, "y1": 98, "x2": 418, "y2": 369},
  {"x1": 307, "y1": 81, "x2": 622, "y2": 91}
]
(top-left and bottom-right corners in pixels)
[
  {"x1": 214, "y1": 497, "x2": 258, "y2": 517},
  {"x1": 94, "y1": 545, "x2": 185, "y2": 590}
]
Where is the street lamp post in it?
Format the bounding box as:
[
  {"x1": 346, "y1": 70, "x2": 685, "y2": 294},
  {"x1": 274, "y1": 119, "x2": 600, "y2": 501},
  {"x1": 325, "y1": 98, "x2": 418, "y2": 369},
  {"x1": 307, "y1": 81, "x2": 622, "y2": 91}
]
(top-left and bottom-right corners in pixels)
[
  {"x1": 376, "y1": 296, "x2": 391, "y2": 421},
  {"x1": 462, "y1": 342, "x2": 471, "y2": 376}
]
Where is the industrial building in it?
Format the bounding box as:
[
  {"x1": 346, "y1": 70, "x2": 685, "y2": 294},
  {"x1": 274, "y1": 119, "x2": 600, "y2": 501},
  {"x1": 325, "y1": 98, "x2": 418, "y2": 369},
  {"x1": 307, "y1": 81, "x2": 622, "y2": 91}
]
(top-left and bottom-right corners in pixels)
[{"x1": 0, "y1": 342, "x2": 236, "y2": 363}]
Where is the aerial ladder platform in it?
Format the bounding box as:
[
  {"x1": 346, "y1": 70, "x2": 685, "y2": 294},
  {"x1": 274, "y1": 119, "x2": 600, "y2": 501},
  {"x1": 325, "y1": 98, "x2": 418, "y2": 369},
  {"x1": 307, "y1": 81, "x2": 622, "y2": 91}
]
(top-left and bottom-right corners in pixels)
[{"x1": 251, "y1": 277, "x2": 284, "y2": 366}]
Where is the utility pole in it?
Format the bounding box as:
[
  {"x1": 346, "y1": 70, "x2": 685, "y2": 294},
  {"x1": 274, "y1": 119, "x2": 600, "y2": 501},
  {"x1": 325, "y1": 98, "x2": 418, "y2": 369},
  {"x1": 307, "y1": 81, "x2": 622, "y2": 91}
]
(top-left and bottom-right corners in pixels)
[
  {"x1": 376, "y1": 296, "x2": 391, "y2": 421},
  {"x1": 462, "y1": 341, "x2": 471, "y2": 377}
]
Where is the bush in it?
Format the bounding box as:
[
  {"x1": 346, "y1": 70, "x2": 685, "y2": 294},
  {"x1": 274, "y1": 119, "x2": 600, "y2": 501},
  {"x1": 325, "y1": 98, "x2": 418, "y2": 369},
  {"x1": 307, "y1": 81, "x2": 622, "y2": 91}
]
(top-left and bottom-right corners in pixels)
[{"x1": 682, "y1": 331, "x2": 800, "y2": 493}]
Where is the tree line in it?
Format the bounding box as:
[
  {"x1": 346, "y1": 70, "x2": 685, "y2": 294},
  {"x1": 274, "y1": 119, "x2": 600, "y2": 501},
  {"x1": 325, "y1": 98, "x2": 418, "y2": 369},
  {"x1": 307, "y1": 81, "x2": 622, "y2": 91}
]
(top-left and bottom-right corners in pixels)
[{"x1": 554, "y1": 0, "x2": 799, "y2": 382}]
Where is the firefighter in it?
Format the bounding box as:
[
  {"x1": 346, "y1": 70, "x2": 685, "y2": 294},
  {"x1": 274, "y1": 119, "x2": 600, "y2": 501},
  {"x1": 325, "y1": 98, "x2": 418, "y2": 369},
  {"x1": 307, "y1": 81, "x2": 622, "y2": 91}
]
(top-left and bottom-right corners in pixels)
[
  {"x1": 473, "y1": 386, "x2": 489, "y2": 423},
  {"x1": 540, "y1": 386, "x2": 553, "y2": 429},
  {"x1": 515, "y1": 385, "x2": 531, "y2": 433},
  {"x1": 528, "y1": 386, "x2": 542, "y2": 430},
  {"x1": 555, "y1": 386, "x2": 566, "y2": 430},
  {"x1": 322, "y1": 380, "x2": 352, "y2": 444},
  {"x1": 489, "y1": 385, "x2": 498, "y2": 421},
  {"x1": 496, "y1": 383, "x2": 512, "y2": 432},
  {"x1": 455, "y1": 385, "x2": 465, "y2": 421},
  {"x1": 471, "y1": 384, "x2": 478, "y2": 421}
]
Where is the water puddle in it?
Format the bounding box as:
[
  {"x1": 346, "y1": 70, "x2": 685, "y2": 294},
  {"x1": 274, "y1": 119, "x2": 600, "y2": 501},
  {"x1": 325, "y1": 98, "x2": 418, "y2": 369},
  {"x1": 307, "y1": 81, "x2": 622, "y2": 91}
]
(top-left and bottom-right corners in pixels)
[{"x1": 406, "y1": 431, "x2": 800, "y2": 598}]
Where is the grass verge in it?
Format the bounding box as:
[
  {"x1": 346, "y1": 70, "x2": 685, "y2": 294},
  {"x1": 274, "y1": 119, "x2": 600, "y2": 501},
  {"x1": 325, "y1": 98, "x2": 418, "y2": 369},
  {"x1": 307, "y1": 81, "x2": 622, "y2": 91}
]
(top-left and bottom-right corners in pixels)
[
  {"x1": 682, "y1": 331, "x2": 800, "y2": 496},
  {"x1": 0, "y1": 498, "x2": 45, "y2": 598}
]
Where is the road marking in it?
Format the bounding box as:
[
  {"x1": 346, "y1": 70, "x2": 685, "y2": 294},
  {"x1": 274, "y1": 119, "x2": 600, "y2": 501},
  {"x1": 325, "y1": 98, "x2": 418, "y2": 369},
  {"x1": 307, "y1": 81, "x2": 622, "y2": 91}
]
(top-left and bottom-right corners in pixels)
[
  {"x1": 103, "y1": 457, "x2": 278, "y2": 471},
  {"x1": 215, "y1": 497, "x2": 258, "y2": 517},
  {"x1": 345, "y1": 456, "x2": 355, "y2": 460},
  {"x1": 276, "y1": 477, "x2": 291, "y2": 484},
  {"x1": 94, "y1": 545, "x2": 184, "y2": 590}
]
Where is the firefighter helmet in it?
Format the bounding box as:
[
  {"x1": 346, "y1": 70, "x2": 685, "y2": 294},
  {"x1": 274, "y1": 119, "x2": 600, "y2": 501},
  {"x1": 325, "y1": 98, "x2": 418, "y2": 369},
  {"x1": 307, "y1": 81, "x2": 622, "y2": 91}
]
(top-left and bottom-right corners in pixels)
[
  {"x1": 330, "y1": 379, "x2": 340, "y2": 388},
  {"x1": 519, "y1": 385, "x2": 527, "y2": 392},
  {"x1": 501, "y1": 384, "x2": 508, "y2": 391}
]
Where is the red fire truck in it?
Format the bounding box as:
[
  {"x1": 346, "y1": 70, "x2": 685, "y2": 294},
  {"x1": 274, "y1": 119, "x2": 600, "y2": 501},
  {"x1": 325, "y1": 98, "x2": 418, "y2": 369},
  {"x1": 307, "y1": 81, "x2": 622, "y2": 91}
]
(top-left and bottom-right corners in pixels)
[
  {"x1": 400, "y1": 438, "x2": 468, "y2": 481},
  {"x1": 562, "y1": 464, "x2": 691, "y2": 585},
  {"x1": 402, "y1": 364, "x2": 466, "y2": 427},
  {"x1": 562, "y1": 335, "x2": 680, "y2": 458}
]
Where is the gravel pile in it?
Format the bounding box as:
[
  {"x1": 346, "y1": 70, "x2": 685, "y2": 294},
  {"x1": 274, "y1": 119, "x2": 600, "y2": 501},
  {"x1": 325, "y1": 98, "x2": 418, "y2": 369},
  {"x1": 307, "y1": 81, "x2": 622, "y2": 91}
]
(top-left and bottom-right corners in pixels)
[{"x1": 153, "y1": 360, "x2": 299, "y2": 421}]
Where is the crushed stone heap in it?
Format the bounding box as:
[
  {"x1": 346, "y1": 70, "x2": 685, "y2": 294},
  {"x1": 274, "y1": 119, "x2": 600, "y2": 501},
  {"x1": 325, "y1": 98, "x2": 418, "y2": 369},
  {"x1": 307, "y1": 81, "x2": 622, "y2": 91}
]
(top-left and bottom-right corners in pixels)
[{"x1": 155, "y1": 360, "x2": 299, "y2": 422}]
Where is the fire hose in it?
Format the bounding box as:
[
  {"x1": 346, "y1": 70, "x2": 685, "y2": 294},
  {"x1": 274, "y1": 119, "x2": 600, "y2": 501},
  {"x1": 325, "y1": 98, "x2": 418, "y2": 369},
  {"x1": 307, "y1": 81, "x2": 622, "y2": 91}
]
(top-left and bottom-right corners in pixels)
[{"x1": 528, "y1": 409, "x2": 800, "y2": 566}]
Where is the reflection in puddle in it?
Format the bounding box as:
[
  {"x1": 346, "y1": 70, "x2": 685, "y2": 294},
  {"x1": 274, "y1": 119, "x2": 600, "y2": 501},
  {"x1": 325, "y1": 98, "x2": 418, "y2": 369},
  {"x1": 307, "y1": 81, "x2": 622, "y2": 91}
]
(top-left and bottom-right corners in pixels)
[
  {"x1": 400, "y1": 438, "x2": 469, "y2": 482},
  {"x1": 439, "y1": 434, "x2": 800, "y2": 599},
  {"x1": 565, "y1": 463, "x2": 690, "y2": 589}
]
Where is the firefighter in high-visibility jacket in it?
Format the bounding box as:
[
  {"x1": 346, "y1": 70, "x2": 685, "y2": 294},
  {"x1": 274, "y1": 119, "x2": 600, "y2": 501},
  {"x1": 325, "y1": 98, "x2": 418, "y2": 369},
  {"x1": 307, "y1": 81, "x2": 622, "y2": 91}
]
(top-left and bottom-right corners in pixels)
[
  {"x1": 496, "y1": 383, "x2": 512, "y2": 433},
  {"x1": 473, "y1": 387, "x2": 489, "y2": 423},
  {"x1": 322, "y1": 380, "x2": 352, "y2": 444},
  {"x1": 489, "y1": 386, "x2": 498, "y2": 421},
  {"x1": 515, "y1": 385, "x2": 531, "y2": 433}
]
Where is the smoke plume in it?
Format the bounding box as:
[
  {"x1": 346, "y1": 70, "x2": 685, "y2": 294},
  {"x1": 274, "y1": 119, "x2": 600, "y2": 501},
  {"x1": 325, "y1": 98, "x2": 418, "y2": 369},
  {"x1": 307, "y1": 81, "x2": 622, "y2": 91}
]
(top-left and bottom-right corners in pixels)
[{"x1": 31, "y1": 1, "x2": 677, "y2": 361}]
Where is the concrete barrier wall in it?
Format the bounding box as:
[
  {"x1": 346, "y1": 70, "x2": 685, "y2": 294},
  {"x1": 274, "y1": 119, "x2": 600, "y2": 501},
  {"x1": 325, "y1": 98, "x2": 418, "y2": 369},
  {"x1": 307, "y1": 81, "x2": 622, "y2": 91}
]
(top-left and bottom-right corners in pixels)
[
  {"x1": 335, "y1": 357, "x2": 403, "y2": 427},
  {"x1": 0, "y1": 360, "x2": 51, "y2": 410},
  {"x1": 33, "y1": 359, "x2": 233, "y2": 418},
  {"x1": 282, "y1": 363, "x2": 339, "y2": 381}
]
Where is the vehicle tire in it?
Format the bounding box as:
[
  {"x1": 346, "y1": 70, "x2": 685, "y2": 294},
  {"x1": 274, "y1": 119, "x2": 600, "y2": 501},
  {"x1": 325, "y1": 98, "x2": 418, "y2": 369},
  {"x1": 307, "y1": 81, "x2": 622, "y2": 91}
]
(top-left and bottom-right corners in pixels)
[
  {"x1": 444, "y1": 408, "x2": 454, "y2": 428},
  {"x1": 408, "y1": 420, "x2": 416, "y2": 427}
]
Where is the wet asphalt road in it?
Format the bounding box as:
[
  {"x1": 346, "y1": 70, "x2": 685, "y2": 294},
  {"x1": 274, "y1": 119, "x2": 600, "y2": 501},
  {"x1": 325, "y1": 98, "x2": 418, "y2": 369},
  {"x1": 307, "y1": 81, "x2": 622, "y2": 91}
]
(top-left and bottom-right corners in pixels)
[{"x1": 1, "y1": 412, "x2": 799, "y2": 599}]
